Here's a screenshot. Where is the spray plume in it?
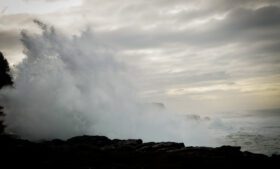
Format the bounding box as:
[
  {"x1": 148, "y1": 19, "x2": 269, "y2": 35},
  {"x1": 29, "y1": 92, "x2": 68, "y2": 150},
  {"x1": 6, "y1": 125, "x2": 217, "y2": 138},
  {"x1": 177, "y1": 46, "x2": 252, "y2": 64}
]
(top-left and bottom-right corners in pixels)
[{"x1": 0, "y1": 21, "x2": 227, "y2": 145}]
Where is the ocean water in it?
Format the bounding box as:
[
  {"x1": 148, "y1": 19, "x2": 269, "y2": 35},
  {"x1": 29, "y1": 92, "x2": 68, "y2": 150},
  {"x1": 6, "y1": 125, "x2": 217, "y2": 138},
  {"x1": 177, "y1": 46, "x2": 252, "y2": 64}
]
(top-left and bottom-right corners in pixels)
[{"x1": 220, "y1": 109, "x2": 280, "y2": 155}]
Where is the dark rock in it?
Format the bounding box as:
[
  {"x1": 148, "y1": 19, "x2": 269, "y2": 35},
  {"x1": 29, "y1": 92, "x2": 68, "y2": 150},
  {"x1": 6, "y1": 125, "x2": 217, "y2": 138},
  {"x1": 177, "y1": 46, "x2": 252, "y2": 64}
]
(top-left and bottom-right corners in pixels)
[
  {"x1": 67, "y1": 135, "x2": 111, "y2": 146},
  {"x1": 47, "y1": 139, "x2": 65, "y2": 146},
  {"x1": 136, "y1": 142, "x2": 156, "y2": 152},
  {"x1": 0, "y1": 134, "x2": 278, "y2": 169},
  {"x1": 110, "y1": 139, "x2": 143, "y2": 151},
  {"x1": 215, "y1": 145, "x2": 242, "y2": 157},
  {"x1": 113, "y1": 139, "x2": 143, "y2": 146},
  {"x1": 152, "y1": 142, "x2": 185, "y2": 149}
]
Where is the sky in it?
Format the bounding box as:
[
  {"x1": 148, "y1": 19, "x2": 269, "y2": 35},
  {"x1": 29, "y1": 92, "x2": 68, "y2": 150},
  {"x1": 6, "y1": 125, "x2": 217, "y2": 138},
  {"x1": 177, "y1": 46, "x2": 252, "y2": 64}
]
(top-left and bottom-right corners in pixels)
[{"x1": 0, "y1": 0, "x2": 280, "y2": 115}]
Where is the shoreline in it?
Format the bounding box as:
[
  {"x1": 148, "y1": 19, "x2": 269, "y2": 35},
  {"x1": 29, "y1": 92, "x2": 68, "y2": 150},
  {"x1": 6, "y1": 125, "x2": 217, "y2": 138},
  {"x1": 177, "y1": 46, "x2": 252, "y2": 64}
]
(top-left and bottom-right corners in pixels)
[{"x1": 1, "y1": 134, "x2": 279, "y2": 168}]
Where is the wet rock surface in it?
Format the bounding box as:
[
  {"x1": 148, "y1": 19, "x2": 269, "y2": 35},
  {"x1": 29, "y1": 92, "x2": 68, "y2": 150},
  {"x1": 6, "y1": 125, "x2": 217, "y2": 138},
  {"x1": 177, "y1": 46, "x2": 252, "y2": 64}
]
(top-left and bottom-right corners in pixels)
[{"x1": 0, "y1": 134, "x2": 279, "y2": 169}]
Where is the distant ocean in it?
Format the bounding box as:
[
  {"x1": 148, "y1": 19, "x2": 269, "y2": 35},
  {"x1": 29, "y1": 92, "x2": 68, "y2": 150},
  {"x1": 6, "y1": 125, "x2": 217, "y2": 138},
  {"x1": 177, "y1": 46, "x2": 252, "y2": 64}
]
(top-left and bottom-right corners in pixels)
[{"x1": 220, "y1": 108, "x2": 280, "y2": 155}]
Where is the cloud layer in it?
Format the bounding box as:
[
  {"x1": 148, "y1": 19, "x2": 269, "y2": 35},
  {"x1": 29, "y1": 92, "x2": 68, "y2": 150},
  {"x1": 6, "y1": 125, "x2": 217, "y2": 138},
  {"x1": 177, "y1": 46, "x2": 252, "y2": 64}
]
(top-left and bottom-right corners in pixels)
[{"x1": 0, "y1": 0, "x2": 280, "y2": 114}]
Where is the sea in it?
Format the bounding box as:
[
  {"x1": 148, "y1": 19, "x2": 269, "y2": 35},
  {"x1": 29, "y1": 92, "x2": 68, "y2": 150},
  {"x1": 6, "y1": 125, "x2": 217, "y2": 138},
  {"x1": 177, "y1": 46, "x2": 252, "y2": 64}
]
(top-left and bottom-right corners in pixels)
[{"x1": 219, "y1": 108, "x2": 280, "y2": 155}]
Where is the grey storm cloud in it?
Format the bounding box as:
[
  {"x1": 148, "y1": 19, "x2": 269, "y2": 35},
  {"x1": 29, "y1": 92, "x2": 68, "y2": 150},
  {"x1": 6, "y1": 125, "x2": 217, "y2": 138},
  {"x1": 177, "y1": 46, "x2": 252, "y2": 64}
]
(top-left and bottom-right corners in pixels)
[
  {"x1": 96, "y1": 5, "x2": 280, "y2": 49},
  {"x1": 0, "y1": 0, "x2": 280, "y2": 114},
  {"x1": 2, "y1": 0, "x2": 280, "y2": 51}
]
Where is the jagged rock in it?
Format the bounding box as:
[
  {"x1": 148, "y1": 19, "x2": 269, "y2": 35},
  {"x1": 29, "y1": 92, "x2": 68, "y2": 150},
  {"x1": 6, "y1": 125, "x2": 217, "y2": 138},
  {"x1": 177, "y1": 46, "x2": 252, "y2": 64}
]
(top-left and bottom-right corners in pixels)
[
  {"x1": 152, "y1": 142, "x2": 185, "y2": 150},
  {"x1": 111, "y1": 139, "x2": 143, "y2": 150},
  {"x1": 136, "y1": 142, "x2": 156, "y2": 152},
  {"x1": 67, "y1": 135, "x2": 111, "y2": 146},
  {"x1": 112, "y1": 139, "x2": 143, "y2": 146},
  {"x1": 0, "y1": 134, "x2": 278, "y2": 169}
]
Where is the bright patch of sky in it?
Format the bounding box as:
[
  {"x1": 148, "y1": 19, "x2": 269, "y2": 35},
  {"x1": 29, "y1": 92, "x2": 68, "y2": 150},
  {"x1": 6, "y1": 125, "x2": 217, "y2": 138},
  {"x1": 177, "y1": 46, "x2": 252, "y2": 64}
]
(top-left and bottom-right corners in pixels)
[{"x1": 0, "y1": 0, "x2": 82, "y2": 14}]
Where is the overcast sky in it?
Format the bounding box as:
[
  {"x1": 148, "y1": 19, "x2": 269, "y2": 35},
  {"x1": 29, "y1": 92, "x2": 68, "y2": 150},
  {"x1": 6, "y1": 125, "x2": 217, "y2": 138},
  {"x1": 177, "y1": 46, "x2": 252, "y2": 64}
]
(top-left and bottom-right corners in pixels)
[{"x1": 1, "y1": 0, "x2": 280, "y2": 115}]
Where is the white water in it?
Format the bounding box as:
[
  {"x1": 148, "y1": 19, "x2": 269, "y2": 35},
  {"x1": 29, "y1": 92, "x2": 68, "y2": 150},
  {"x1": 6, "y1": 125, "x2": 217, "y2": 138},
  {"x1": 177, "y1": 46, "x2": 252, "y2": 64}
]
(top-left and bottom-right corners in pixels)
[{"x1": 0, "y1": 22, "x2": 279, "y2": 156}]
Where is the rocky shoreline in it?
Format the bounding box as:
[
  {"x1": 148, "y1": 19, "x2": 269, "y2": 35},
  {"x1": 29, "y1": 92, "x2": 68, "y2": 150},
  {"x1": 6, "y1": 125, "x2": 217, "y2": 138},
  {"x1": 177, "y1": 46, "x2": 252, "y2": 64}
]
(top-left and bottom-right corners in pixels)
[{"x1": 0, "y1": 134, "x2": 279, "y2": 169}]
